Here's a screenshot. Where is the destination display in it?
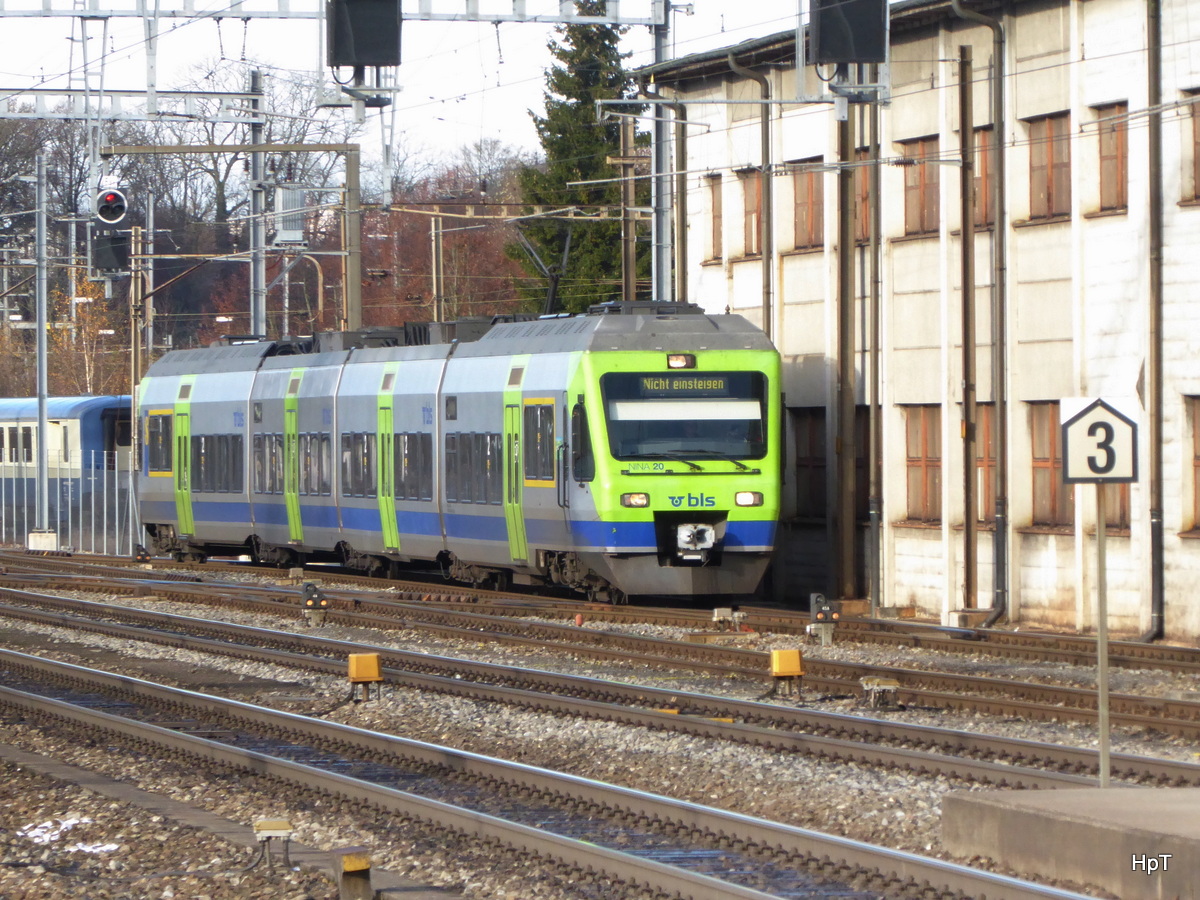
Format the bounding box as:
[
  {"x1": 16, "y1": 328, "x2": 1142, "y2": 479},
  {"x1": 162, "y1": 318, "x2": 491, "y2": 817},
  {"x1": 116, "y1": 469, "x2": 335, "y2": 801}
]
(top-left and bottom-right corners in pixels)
[{"x1": 637, "y1": 375, "x2": 730, "y2": 397}]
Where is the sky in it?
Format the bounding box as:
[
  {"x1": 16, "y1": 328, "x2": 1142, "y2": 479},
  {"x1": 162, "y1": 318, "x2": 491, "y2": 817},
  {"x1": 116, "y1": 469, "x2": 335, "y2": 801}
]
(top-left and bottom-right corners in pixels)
[{"x1": 0, "y1": 2, "x2": 802, "y2": 167}]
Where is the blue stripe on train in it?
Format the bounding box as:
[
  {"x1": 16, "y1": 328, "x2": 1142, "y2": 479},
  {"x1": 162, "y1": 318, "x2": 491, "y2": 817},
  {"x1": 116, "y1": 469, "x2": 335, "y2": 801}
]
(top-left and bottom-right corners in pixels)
[{"x1": 148, "y1": 499, "x2": 775, "y2": 552}]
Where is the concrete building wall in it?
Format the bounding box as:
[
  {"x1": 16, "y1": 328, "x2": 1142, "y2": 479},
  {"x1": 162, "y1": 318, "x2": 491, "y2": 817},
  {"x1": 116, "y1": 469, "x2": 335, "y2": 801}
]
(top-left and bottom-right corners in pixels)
[{"x1": 653, "y1": 0, "x2": 1200, "y2": 642}]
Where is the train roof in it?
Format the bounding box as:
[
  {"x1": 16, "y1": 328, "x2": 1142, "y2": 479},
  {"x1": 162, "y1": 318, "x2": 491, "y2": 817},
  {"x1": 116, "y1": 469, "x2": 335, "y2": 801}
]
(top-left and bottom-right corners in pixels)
[
  {"x1": 144, "y1": 305, "x2": 776, "y2": 377},
  {"x1": 459, "y1": 308, "x2": 775, "y2": 357},
  {"x1": 0, "y1": 396, "x2": 130, "y2": 420}
]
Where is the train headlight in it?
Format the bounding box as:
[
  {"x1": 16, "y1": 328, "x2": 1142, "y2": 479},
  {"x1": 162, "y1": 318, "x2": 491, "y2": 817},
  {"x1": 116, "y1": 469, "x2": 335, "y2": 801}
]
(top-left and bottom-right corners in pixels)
[
  {"x1": 666, "y1": 353, "x2": 696, "y2": 369},
  {"x1": 621, "y1": 492, "x2": 650, "y2": 508},
  {"x1": 735, "y1": 491, "x2": 763, "y2": 507}
]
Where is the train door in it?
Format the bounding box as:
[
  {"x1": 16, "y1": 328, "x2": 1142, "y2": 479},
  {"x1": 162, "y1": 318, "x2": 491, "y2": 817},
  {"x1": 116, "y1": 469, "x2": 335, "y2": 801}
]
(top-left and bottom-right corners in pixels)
[
  {"x1": 173, "y1": 411, "x2": 194, "y2": 536},
  {"x1": 503, "y1": 403, "x2": 528, "y2": 563},
  {"x1": 284, "y1": 373, "x2": 302, "y2": 544},
  {"x1": 377, "y1": 390, "x2": 400, "y2": 553}
]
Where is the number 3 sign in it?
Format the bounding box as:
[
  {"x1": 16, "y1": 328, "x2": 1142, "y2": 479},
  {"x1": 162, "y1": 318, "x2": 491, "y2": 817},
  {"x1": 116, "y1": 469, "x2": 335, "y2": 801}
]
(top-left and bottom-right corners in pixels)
[{"x1": 1061, "y1": 398, "x2": 1139, "y2": 484}]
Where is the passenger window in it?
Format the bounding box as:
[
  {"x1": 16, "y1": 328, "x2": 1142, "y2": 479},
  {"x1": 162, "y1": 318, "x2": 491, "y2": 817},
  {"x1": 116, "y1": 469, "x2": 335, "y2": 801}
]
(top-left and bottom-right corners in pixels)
[
  {"x1": 230, "y1": 434, "x2": 244, "y2": 492},
  {"x1": 319, "y1": 434, "x2": 331, "y2": 495},
  {"x1": 147, "y1": 414, "x2": 173, "y2": 473},
  {"x1": 523, "y1": 404, "x2": 555, "y2": 482},
  {"x1": 444, "y1": 434, "x2": 459, "y2": 502}
]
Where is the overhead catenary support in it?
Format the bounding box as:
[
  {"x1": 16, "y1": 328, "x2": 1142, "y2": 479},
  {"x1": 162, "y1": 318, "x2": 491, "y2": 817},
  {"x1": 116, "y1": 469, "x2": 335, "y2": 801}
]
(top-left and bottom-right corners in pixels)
[
  {"x1": 952, "y1": 0, "x2": 1009, "y2": 627},
  {"x1": 619, "y1": 116, "x2": 638, "y2": 303},
  {"x1": 836, "y1": 103, "x2": 857, "y2": 602},
  {"x1": 651, "y1": 3, "x2": 672, "y2": 302},
  {"x1": 430, "y1": 215, "x2": 444, "y2": 323},
  {"x1": 959, "y1": 46, "x2": 978, "y2": 612},
  {"x1": 249, "y1": 71, "x2": 267, "y2": 338},
  {"x1": 1144, "y1": 0, "x2": 1164, "y2": 642},
  {"x1": 867, "y1": 68, "x2": 884, "y2": 615},
  {"x1": 344, "y1": 146, "x2": 362, "y2": 330},
  {"x1": 34, "y1": 154, "x2": 49, "y2": 539}
]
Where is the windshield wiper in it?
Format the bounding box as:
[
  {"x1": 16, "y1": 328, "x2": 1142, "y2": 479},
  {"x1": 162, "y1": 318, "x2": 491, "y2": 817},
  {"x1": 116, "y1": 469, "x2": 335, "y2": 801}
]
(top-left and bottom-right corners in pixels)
[
  {"x1": 686, "y1": 449, "x2": 749, "y2": 471},
  {"x1": 626, "y1": 452, "x2": 703, "y2": 471}
]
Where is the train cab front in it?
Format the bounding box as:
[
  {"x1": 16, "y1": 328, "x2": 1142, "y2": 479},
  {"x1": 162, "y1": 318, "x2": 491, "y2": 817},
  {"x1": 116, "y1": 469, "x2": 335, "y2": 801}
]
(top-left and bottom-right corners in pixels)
[{"x1": 583, "y1": 356, "x2": 781, "y2": 598}]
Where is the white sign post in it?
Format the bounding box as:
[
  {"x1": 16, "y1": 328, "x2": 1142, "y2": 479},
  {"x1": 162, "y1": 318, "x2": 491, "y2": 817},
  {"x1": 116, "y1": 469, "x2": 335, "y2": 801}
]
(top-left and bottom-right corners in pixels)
[{"x1": 1061, "y1": 398, "x2": 1139, "y2": 788}]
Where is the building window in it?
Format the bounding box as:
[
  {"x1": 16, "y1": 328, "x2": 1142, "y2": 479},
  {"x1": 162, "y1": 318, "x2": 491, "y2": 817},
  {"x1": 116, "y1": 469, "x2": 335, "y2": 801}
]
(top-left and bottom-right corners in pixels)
[
  {"x1": 1100, "y1": 482, "x2": 1131, "y2": 531},
  {"x1": 739, "y1": 169, "x2": 762, "y2": 256},
  {"x1": 900, "y1": 137, "x2": 940, "y2": 235},
  {"x1": 973, "y1": 127, "x2": 994, "y2": 227},
  {"x1": 1030, "y1": 401, "x2": 1073, "y2": 526},
  {"x1": 1191, "y1": 397, "x2": 1200, "y2": 529},
  {"x1": 1192, "y1": 97, "x2": 1200, "y2": 201},
  {"x1": 706, "y1": 174, "x2": 723, "y2": 260},
  {"x1": 854, "y1": 147, "x2": 870, "y2": 242},
  {"x1": 792, "y1": 158, "x2": 824, "y2": 249},
  {"x1": 905, "y1": 405, "x2": 941, "y2": 522},
  {"x1": 974, "y1": 403, "x2": 996, "y2": 522},
  {"x1": 1095, "y1": 102, "x2": 1128, "y2": 211},
  {"x1": 1029, "y1": 113, "x2": 1071, "y2": 219}
]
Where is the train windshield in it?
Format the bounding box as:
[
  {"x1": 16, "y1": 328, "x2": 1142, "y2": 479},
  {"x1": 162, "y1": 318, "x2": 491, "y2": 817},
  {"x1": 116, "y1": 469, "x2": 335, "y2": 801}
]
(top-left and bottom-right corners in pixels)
[{"x1": 601, "y1": 371, "x2": 768, "y2": 461}]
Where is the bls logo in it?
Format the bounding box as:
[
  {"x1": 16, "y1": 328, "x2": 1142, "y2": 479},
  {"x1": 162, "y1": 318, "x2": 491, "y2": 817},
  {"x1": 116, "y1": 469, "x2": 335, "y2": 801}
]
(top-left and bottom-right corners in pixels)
[{"x1": 668, "y1": 493, "x2": 716, "y2": 508}]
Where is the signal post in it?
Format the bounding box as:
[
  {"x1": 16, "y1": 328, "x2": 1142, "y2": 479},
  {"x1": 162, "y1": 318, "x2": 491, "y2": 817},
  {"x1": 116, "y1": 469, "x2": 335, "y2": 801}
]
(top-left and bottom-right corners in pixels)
[{"x1": 1061, "y1": 397, "x2": 1139, "y2": 787}]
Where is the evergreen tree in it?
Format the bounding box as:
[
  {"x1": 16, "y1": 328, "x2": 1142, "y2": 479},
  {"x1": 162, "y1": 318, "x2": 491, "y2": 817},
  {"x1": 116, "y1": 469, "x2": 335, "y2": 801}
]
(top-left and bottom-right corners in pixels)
[{"x1": 512, "y1": 0, "x2": 648, "y2": 313}]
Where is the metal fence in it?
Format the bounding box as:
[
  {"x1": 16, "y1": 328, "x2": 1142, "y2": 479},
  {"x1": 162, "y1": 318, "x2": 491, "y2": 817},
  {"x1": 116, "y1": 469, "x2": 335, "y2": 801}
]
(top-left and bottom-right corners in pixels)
[{"x1": 0, "y1": 450, "x2": 140, "y2": 555}]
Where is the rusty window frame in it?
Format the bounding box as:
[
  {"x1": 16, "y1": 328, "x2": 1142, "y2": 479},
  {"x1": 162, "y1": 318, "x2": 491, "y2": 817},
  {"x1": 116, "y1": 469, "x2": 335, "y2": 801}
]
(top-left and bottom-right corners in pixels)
[
  {"x1": 1029, "y1": 113, "x2": 1071, "y2": 219},
  {"x1": 792, "y1": 158, "x2": 824, "y2": 249},
  {"x1": 1030, "y1": 401, "x2": 1073, "y2": 526},
  {"x1": 973, "y1": 127, "x2": 994, "y2": 227},
  {"x1": 739, "y1": 169, "x2": 762, "y2": 256},
  {"x1": 905, "y1": 405, "x2": 941, "y2": 522},
  {"x1": 900, "y1": 136, "x2": 940, "y2": 235},
  {"x1": 706, "y1": 174, "x2": 723, "y2": 260},
  {"x1": 1095, "y1": 102, "x2": 1128, "y2": 211}
]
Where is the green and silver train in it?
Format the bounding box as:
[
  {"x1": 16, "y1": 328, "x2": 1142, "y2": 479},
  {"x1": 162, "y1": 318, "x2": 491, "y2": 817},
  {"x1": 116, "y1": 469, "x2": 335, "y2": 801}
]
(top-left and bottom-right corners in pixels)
[{"x1": 137, "y1": 302, "x2": 781, "y2": 603}]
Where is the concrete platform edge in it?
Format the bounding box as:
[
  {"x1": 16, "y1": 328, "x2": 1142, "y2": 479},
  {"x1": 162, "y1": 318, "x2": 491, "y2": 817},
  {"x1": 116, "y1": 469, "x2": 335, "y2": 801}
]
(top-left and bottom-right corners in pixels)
[{"x1": 942, "y1": 787, "x2": 1197, "y2": 900}]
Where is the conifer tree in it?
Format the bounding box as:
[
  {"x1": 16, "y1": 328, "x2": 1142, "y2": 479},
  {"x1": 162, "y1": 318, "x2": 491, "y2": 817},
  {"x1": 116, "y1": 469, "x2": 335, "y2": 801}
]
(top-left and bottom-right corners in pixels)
[{"x1": 512, "y1": 0, "x2": 648, "y2": 313}]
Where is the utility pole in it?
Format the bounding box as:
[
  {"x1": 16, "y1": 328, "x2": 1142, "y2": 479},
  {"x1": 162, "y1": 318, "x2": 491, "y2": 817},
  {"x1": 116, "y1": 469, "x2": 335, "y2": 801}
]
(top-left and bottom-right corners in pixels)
[
  {"x1": 959, "y1": 46, "x2": 978, "y2": 611},
  {"x1": 249, "y1": 70, "x2": 266, "y2": 337},
  {"x1": 31, "y1": 154, "x2": 52, "y2": 549},
  {"x1": 836, "y1": 101, "x2": 858, "y2": 602},
  {"x1": 619, "y1": 116, "x2": 637, "y2": 303},
  {"x1": 868, "y1": 69, "x2": 884, "y2": 616},
  {"x1": 430, "y1": 216, "x2": 444, "y2": 323},
  {"x1": 344, "y1": 147, "x2": 362, "y2": 330},
  {"x1": 130, "y1": 226, "x2": 144, "y2": 386},
  {"x1": 146, "y1": 191, "x2": 155, "y2": 357},
  {"x1": 651, "y1": 0, "x2": 672, "y2": 302}
]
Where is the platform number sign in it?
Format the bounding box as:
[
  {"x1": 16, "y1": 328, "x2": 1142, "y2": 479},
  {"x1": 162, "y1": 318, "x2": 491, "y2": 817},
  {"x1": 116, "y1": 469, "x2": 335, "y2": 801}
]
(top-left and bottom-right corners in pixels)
[{"x1": 1061, "y1": 398, "x2": 1138, "y2": 485}]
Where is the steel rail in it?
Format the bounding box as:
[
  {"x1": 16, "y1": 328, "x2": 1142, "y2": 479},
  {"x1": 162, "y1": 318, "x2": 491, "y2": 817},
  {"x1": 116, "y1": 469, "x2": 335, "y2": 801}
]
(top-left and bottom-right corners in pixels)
[
  {"x1": 4, "y1": 597, "x2": 1198, "y2": 786},
  {"x1": 0, "y1": 653, "x2": 1094, "y2": 900},
  {"x1": 8, "y1": 552, "x2": 1200, "y2": 674},
  {"x1": 6, "y1": 578, "x2": 1200, "y2": 735}
]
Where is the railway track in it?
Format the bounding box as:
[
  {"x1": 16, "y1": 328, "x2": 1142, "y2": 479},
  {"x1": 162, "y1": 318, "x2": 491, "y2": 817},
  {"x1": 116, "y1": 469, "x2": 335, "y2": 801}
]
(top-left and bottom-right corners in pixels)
[
  {"x1": 6, "y1": 549, "x2": 1200, "y2": 676},
  {"x1": 4, "y1": 565, "x2": 1200, "y2": 738},
  {"x1": 0, "y1": 648, "x2": 1094, "y2": 900},
  {"x1": 4, "y1": 590, "x2": 1200, "y2": 788}
]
